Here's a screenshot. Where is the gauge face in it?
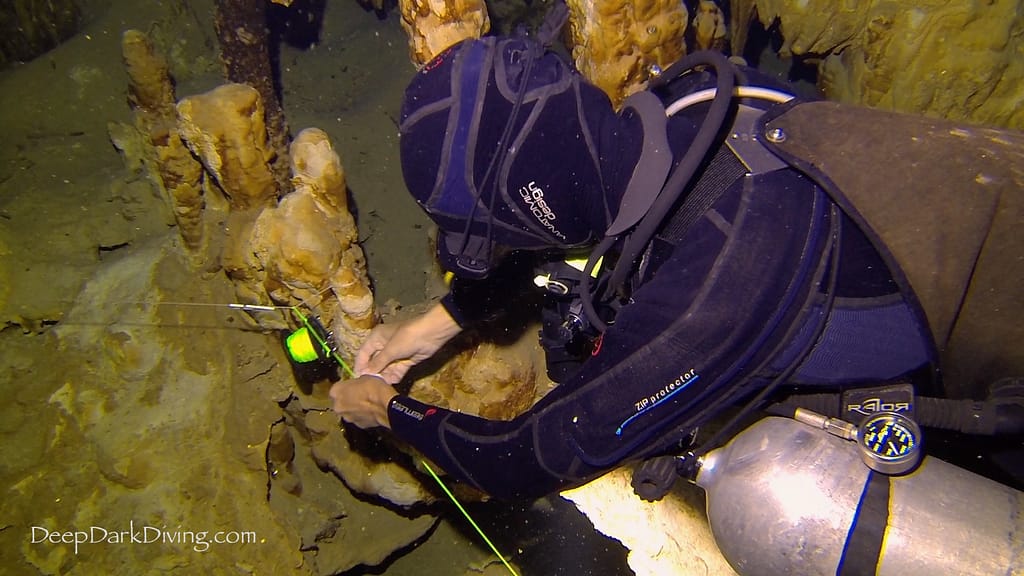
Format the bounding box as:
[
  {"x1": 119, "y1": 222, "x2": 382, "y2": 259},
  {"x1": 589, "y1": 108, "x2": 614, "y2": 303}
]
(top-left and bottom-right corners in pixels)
[{"x1": 857, "y1": 412, "x2": 922, "y2": 475}]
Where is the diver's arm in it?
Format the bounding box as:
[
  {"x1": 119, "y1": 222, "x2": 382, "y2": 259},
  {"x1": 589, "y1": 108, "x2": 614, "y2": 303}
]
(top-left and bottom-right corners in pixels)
[
  {"x1": 385, "y1": 393, "x2": 580, "y2": 500},
  {"x1": 383, "y1": 299, "x2": 702, "y2": 501},
  {"x1": 383, "y1": 202, "x2": 819, "y2": 499},
  {"x1": 384, "y1": 273, "x2": 701, "y2": 500}
]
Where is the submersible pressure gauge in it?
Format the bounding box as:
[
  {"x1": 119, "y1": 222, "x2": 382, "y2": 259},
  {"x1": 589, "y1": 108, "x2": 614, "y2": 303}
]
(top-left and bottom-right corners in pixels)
[{"x1": 856, "y1": 411, "x2": 922, "y2": 475}]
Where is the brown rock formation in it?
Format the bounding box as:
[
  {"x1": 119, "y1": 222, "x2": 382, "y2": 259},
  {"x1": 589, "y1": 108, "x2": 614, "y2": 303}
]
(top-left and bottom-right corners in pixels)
[
  {"x1": 213, "y1": 0, "x2": 291, "y2": 189},
  {"x1": 565, "y1": 0, "x2": 687, "y2": 107},
  {"x1": 120, "y1": 30, "x2": 206, "y2": 254},
  {"x1": 173, "y1": 87, "x2": 373, "y2": 361},
  {"x1": 399, "y1": 0, "x2": 490, "y2": 66},
  {"x1": 410, "y1": 331, "x2": 552, "y2": 422},
  {"x1": 288, "y1": 129, "x2": 376, "y2": 357},
  {"x1": 241, "y1": 128, "x2": 375, "y2": 360},
  {"x1": 177, "y1": 83, "x2": 279, "y2": 212},
  {"x1": 307, "y1": 410, "x2": 436, "y2": 507},
  {"x1": 731, "y1": 0, "x2": 1024, "y2": 129},
  {"x1": 692, "y1": 0, "x2": 728, "y2": 52}
]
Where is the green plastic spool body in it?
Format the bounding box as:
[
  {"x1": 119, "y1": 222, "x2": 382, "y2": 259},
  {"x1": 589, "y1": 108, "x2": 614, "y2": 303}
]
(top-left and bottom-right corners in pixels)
[{"x1": 285, "y1": 326, "x2": 320, "y2": 363}]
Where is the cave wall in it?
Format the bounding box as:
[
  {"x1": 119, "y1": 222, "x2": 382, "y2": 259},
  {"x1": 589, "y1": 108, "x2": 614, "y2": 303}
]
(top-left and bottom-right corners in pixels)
[
  {"x1": 733, "y1": 0, "x2": 1024, "y2": 129},
  {"x1": 0, "y1": 0, "x2": 81, "y2": 67}
]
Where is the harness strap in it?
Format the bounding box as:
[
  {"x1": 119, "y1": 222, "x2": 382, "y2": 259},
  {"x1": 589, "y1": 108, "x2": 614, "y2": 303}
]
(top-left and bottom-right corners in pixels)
[{"x1": 658, "y1": 144, "x2": 748, "y2": 244}]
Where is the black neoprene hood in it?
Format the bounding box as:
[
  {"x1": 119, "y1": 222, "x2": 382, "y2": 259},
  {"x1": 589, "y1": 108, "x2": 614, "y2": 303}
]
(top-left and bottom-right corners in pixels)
[{"x1": 398, "y1": 36, "x2": 614, "y2": 277}]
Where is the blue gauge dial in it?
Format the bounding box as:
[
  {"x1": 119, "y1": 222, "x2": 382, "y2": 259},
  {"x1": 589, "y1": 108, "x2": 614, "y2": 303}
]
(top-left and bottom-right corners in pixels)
[{"x1": 857, "y1": 411, "x2": 922, "y2": 475}]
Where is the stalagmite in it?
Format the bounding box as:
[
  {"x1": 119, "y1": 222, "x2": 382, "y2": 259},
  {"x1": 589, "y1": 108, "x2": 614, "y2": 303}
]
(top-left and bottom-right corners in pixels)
[
  {"x1": 244, "y1": 128, "x2": 374, "y2": 360},
  {"x1": 120, "y1": 30, "x2": 206, "y2": 254},
  {"x1": 177, "y1": 83, "x2": 278, "y2": 212}
]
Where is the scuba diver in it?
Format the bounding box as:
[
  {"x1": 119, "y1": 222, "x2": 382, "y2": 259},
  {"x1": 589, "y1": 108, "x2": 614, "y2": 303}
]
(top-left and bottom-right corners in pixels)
[{"x1": 328, "y1": 5, "x2": 1024, "y2": 502}]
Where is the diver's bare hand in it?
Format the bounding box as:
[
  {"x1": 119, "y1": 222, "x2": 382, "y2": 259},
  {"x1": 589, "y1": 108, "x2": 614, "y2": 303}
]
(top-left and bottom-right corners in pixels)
[
  {"x1": 329, "y1": 374, "x2": 397, "y2": 429},
  {"x1": 354, "y1": 303, "x2": 462, "y2": 383}
]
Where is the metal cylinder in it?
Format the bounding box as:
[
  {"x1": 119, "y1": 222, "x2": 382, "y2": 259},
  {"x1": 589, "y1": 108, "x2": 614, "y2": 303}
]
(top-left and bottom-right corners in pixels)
[{"x1": 695, "y1": 417, "x2": 1024, "y2": 576}]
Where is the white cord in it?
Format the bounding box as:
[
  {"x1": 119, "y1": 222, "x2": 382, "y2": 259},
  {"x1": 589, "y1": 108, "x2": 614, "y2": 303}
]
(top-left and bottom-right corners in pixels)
[{"x1": 666, "y1": 86, "x2": 795, "y2": 117}]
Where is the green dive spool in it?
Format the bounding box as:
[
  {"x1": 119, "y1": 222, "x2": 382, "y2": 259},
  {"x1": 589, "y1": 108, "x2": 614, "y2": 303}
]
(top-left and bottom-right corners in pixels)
[
  {"x1": 286, "y1": 326, "x2": 321, "y2": 363},
  {"x1": 284, "y1": 315, "x2": 335, "y2": 364}
]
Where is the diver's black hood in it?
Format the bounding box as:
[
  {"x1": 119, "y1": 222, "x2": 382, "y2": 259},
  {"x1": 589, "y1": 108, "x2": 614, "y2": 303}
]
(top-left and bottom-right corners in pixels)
[{"x1": 398, "y1": 35, "x2": 618, "y2": 277}]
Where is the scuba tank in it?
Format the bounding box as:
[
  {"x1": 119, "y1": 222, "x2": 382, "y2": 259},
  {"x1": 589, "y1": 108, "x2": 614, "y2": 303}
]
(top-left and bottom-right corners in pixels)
[{"x1": 682, "y1": 415, "x2": 1024, "y2": 576}]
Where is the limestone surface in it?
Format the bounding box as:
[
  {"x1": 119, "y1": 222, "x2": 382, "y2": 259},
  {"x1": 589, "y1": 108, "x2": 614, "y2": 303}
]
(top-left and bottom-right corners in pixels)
[
  {"x1": 399, "y1": 0, "x2": 490, "y2": 66},
  {"x1": 566, "y1": 0, "x2": 687, "y2": 107},
  {"x1": 177, "y1": 83, "x2": 278, "y2": 211},
  {"x1": 4, "y1": 232, "x2": 440, "y2": 576},
  {"x1": 562, "y1": 466, "x2": 738, "y2": 576},
  {"x1": 12, "y1": 239, "x2": 305, "y2": 575},
  {"x1": 120, "y1": 30, "x2": 206, "y2": 254},
  {"x1": 732, "y1": 0, "x2": 1024, "y2": 129}
]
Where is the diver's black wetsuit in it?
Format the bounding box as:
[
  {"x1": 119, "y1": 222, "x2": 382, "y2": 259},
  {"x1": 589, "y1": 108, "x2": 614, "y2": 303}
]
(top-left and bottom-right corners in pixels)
[
  {"x1": 384, "y1": 23, "x2": 1024, "y2": 497},
  {"x1": 386, "y1": 96, "x2": 935, "y2": 499}
]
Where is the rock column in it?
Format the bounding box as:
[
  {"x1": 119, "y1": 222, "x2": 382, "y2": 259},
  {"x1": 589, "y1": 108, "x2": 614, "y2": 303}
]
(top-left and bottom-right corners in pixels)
[{"x1": 121, "y1": 30, "x2": 206, "y2": 255}]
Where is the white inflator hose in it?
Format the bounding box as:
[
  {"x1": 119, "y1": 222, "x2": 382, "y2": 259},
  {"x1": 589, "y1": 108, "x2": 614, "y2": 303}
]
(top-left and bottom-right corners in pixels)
[{"x1": 666, "y1": 86, "x2": 795, "y2": 117}]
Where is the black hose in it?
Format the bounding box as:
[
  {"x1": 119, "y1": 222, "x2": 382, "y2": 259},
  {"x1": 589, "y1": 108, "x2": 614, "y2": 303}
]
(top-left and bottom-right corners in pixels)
[
  {"x1": 581, "y1": 50, "x2": 739, "y2": 332},
  {"x1": 915, "y1": 396, "x2": 1024, "y2": 436},
  {"x1": 607, "y1": 50, "x2": 739, "y2": 303}
]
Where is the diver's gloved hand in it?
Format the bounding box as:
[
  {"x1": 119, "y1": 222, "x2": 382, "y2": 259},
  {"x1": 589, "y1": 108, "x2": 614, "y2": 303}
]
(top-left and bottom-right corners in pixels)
[
  {"x1": 354, "y1": 302, "x2": 462, "y2": 384},
  {"x1": 329, "y1": 374, "x2": 396, "y2": 429}
]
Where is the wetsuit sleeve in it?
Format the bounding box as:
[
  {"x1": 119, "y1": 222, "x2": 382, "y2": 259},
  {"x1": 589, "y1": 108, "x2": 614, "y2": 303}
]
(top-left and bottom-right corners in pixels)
[{"x1": 386, "y1": 395, "x2": 567, "y2": 499}]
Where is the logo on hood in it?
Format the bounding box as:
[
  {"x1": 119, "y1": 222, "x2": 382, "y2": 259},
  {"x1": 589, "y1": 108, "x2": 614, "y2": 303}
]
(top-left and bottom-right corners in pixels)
[{"x1": 518, "y1": 181, "x2": 566, "y2": 241}]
